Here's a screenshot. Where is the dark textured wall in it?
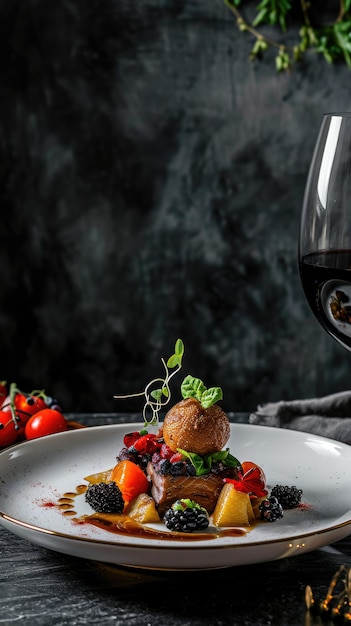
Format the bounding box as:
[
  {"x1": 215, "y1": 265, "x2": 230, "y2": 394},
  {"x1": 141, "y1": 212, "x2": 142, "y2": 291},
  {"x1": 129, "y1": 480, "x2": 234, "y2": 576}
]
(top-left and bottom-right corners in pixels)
[{"x1": 1, "y1": 0, "x2": 351, "y2": 413}]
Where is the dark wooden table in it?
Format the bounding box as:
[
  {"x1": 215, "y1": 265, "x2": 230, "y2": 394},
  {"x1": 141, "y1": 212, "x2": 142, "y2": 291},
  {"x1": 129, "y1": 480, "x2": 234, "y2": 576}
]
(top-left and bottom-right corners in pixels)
[{"x1": 1, "y1": 413, "x2": 350, "y2": 626}]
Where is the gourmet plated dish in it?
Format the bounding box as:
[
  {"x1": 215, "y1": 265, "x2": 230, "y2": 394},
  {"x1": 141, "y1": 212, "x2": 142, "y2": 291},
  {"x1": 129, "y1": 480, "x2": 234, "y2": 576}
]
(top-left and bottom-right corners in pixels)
[
  {"x1": 2, "y1": 339, "x2": 351, "y2": 572},
  {"x1": 55, "y1": 340, "x2": 303, "y2": 540}
]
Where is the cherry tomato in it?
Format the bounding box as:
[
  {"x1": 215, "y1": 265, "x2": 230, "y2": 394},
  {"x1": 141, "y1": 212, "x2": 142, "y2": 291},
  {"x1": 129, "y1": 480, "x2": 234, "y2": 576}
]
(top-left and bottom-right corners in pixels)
[
  {"x1": 241, "y1": 461, "x2": 268, "y2": 497},
  {"x1": 241, "y1": 461, "x2": 266, "y2": 483},
  {"x1": 111, "y1": 460, "x2": 149, "y2": 504},
  {"x1": 0, "y1": 412, "x2": 19, "y2": 447},
  {"x1": 1, "y1": 393, "x2": 48, "y2": 428},
  {"x1": 14, "y1": 394, "x2": 47, "y2": 423},
  {"x1": 1, "y1": 395, "x2": 12, "y2": 412},
  {"x1": 25, "y1": 409, "x2": 68, "y2": 440},
  {"x1": 225, "y1": 461, "x2": 268, "y2": 497}
]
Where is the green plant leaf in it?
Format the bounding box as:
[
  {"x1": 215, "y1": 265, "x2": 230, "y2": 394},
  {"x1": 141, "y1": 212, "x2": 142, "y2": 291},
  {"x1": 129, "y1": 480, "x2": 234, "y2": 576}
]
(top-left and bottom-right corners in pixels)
[
  {"x1": 200, "y1": 387, "x2": 223, "y2": 409},
  {"x1": 167, "y1": 338, "x2": 184, "y2": 368},
  {"x1": 178, "y1": 449, "x2": 208, "y2": 475},
  {"x1": 175, "y1": 338, "x2": 184, "y2": 357},
  {"x1": 252, "y1": 0, "x2": 291, "y2": 31},
  {"x1": 114, "y1": 338, "x2": 184, "y2": 429},
  {"x1": 211, "y1": 450, "x2": 230, "y2": 461},
  {"x1": 225, "y1": 0, "x2": 351, "y2": 71},
  {"x1": 181, "y1": 375, "x2": 207, "y2": 401},
  {"x1": 221, "y1": 451, "x2": 242, "y2": 468},
  {"x1": 181, "y1": 375, "x2": 223, "y2": 408},
  {"x1": 178, "y1": 448, "x2": 241, "y2": 476},
  {"x1": 150, "y1": 389, "x2": 163, "y2": 400}
]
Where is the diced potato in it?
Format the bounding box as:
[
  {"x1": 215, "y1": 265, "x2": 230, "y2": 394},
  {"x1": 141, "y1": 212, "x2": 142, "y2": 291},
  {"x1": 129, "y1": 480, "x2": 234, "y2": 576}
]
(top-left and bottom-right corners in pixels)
[
  {"x1": 84, "y1": 469, "x2": 113, "y2": 484},
  {"x1": 212, "y1": 483, "x2": 254, "y2": 527},
  {"x1": 126, "y1": 493, "x2": 161, "y2": 524}
]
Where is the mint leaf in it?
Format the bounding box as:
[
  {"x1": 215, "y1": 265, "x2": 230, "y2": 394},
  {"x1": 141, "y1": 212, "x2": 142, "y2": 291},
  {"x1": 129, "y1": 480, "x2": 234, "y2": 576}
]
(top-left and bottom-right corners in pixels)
[
  {"x1": 181, "y1": 375, "x2": 207, "y2": 401},
  {"x1": 180, "y1": 375, "x2": 223, "y2": 408},
  {"x1": 201, "y1": 387, "x2": 223, "y2": 408}
]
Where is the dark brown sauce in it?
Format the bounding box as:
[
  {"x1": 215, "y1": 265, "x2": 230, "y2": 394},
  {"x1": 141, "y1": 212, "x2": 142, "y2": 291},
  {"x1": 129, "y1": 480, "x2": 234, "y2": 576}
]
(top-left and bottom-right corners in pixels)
[
  {"x1": 76, "y1": 485, "x2": 88, "y2": 495},
  {"x1": 64, "y1": 485, "x2": 87, "y2": 497},
  {"x1": 76, "y1": 512, "x2": 246, "y2": 541},
  {"x1": 52, "y1": 483, "x2": 252, "y2": 543},
  {"x1": 62, "y1": 510, "x2": 77, "y2": 517}
]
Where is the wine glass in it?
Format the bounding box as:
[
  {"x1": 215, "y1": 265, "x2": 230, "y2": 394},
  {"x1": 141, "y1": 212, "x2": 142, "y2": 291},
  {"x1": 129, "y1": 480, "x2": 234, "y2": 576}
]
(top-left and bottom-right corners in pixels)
[{"x1": 299, "y1": 112, "x2": 351, "y2": 351}]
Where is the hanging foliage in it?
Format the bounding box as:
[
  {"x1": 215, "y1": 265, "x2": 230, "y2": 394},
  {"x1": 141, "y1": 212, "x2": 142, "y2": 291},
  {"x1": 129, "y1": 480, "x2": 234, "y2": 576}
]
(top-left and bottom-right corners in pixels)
[{"x1": 224, "y1": 0, "x2": 351, "y2": 72}]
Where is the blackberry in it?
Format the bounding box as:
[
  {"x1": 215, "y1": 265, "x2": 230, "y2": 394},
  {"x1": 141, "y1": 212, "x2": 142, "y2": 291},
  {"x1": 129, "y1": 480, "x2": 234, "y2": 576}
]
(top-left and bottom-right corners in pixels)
[
  {"x1": 153, "y1": 458, "x2": 196, "y2": 477},
  {"x1": 185, "y1": 461, "x2": 196, "y2": 476},
  {"x1": 211, "y1": 461, "x2": 230, "y2": 475},
  {"x1": 168, "y1": 461, "x2": 188, "y2": 476},
  {"x1": 164, "y1": 499, "x2": 209, "y2": 533},
  {"x1": 116, "y1": 446, "x2": 139, "y2": 463},
  {"x1": 157, "y1": 459, "x2": 172, "y2": 475},
  {"x1": 85, "y1": 482, "x2": 125, "y2": 513},
  {"x1": 210, "y1": 461, "x2": 237, "y2": 478},
  {"x1": 116, "y1": 446, "x2": 149, "y2": 471},
  {"x1": 270, "y1": 485, "x2": 303, "y2": 509},
  {"x1": 259, "y1": 496, "x2": 284, "y2": 522}
]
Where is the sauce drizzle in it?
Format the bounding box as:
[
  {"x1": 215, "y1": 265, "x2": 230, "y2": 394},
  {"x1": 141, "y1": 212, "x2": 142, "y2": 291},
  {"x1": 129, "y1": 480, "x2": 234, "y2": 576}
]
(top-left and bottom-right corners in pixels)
[{"x1": 53, "y1": 484, "x2": 247, "y2": 542}]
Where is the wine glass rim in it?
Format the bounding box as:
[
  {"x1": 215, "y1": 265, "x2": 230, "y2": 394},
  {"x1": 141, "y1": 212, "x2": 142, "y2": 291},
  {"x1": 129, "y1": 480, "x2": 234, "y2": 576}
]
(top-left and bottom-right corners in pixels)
[{"x1": 324, "y1": 112, "x2": 351, "y2": 118}]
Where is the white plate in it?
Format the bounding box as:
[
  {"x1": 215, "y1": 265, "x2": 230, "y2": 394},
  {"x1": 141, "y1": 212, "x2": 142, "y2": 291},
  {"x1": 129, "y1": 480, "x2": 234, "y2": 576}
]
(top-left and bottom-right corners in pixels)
[{"x1": 0, "y1": 423, "x2": 351, "y2": 571}]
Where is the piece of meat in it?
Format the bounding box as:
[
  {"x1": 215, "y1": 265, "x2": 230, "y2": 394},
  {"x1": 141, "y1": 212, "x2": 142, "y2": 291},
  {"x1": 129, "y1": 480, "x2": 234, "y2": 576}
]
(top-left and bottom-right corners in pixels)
[{"x1": 147, "y1": 461, "x2": 237, "y2": 515}]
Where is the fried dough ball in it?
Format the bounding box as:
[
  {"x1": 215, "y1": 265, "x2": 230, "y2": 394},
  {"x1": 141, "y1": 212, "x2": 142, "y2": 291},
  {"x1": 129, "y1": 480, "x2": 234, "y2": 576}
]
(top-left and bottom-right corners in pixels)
[{"x1": 162, "y1": 397, "x2": 230, "y2": 455}]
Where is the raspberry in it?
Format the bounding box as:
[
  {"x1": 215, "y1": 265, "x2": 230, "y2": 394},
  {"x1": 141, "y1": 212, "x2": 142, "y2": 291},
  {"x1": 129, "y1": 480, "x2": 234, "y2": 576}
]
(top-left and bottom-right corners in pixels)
[{"x1": 159, "y1": 443, "x2": 175, "y2": 460}]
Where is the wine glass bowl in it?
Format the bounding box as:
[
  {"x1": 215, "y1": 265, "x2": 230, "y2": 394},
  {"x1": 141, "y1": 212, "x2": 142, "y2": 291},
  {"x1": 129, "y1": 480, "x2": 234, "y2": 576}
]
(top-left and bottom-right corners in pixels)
[{"x1": 299, "y1": 113, "x2": 351, "y2": 351}]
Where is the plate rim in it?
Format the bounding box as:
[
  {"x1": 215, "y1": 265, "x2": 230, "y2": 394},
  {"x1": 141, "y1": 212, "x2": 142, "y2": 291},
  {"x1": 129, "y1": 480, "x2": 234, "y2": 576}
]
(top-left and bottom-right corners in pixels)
[{"x1": 1, "y1": 422, "x2": 351, "y2": 564}]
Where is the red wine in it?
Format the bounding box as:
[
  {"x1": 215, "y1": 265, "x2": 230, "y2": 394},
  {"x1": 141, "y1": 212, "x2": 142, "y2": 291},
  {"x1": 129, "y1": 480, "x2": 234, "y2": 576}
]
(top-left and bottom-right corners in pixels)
[{"x1": 299, "y1": 250, "x2": 351, "y2": 351}]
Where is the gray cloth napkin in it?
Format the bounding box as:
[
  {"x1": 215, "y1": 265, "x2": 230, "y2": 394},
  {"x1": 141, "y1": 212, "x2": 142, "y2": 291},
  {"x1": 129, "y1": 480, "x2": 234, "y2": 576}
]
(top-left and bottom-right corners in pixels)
[{"x1": 249, "y1": 390, "x2": 351, "y2": 444}]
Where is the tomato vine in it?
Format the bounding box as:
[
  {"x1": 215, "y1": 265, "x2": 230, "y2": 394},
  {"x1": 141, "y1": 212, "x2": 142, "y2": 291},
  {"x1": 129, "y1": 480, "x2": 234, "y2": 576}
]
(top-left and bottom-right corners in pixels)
[{"x1": 224, "y1": 0, "x2": 351, "y2": 71}]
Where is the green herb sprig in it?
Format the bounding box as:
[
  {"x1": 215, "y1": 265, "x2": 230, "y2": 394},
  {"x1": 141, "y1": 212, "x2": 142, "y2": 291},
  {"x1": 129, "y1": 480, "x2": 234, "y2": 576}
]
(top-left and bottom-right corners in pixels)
[
  {"x1": 178, "y1": 448, "x2": 242, "y2": 476},
  {"x1": 114, "y1": 339, "x2": 184, "y2": 427},
  {"x1": 171, "y1": 499, "x2": 204, "y2": 511},
  {"x1": 225, "y1": 0, "x2": 351, "y2": 72},
  {"x1": 180, "y1": 374, "x2": 223, "y2": 409}
]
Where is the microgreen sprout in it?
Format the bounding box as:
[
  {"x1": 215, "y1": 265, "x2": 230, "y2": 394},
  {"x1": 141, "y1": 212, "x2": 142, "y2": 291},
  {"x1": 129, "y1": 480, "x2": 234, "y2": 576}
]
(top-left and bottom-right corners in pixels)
[
  {"x1": 180, "y1": 374, "x2": 223, "y2": 409},
  {"x1": 113, "y1": 339, "x2": 184, "y2": 428}
]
